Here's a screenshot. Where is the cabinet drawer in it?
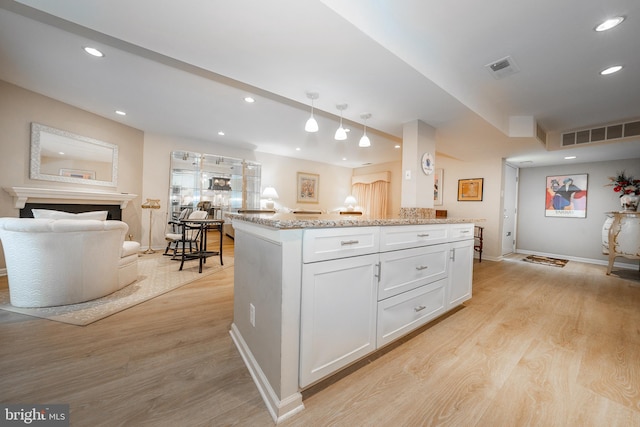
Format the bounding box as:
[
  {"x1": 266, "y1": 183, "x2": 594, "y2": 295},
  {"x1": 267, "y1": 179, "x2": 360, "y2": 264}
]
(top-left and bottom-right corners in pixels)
[
  {"x1": 378, "y1": 244, "x2": 448, "y2": 300},
  {"x1": 377, "y1": 279, "x2": 446, "y2": 348},
  {"x1": 303, "y1": 227, "x2": 379, "y2": 263},
  {"x1": 449, "y1": 223, "x2": 474, "y2": 241},
  {"x1": 380, "y1": 224, "x2": 449, "y2": 251}
]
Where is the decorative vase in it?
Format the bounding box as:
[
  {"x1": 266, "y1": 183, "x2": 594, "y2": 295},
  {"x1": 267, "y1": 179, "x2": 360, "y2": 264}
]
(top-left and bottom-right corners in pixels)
[{"x1": 620, "y1": 194, "x2": 640, "y2": 212}]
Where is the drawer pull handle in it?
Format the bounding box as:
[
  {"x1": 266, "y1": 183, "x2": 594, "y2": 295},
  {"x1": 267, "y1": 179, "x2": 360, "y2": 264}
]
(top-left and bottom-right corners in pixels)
[
  {"x1": 340, "y1": 240, "x2": 359, "y2": 246},
  {"x1": 416, "y1": 265, "x2": 428, "y2": 271},
  {"x1": 417, "y1": 233, "x2": 430, "y2": 237},
  {"x1": 460, "y1": 230, "x2": 470, "y2": 233},
  {"x1": 414, "y1": 305, "x2": 426, "y2": 312}
]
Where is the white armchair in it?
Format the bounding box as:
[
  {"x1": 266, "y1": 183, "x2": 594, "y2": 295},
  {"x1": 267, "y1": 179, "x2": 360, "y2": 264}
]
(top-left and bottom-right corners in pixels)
[{"x1": 0, "y1": 217, "x2": 140, "y2": 307}]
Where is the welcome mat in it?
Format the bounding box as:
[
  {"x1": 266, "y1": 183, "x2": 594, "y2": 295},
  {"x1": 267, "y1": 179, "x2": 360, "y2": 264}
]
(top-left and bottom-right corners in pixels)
[
  {"x1": 522, "y1": 254, "x2": 568, "y2": 268},
  {"x1": 0, "y1": 253, "x2": 233, "y2": 326}
]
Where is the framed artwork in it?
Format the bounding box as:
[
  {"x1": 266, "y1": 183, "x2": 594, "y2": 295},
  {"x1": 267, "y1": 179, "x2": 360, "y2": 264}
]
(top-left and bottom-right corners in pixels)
[
  {"x1": 297, "y1": 172, "x2": 319, "y2": 203},
  {"x1": 545, "y1": 173, "x2": 588, "y2": 218},
  {"x1": 434, "y1": 168, "x2": 443, "y2": 205},
  {"x1": 457, "y1": 178, "x2": 483, "y2": 201},
  {"x1": 59, "y1": 168, "x2": 95, "y2": 180}
]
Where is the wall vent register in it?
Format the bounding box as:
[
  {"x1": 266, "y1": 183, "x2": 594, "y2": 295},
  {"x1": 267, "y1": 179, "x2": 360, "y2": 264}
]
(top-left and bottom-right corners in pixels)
[{"x1": 561, "y1": 119, "x2": 640, "y2": 146}]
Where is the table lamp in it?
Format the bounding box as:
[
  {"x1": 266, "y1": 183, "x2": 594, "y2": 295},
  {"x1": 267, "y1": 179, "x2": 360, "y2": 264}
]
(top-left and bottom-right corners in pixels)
[
  {"x1": 262, "y1": 186, "x2": 279, "y2": 210},
  {"x1": 344, "y1": 195, "x2": 357, "y2": 211}
]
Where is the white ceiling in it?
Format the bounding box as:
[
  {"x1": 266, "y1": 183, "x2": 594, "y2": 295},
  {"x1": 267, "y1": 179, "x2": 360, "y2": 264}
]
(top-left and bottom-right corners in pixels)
[{"x1": 1, "y1": 0, "x2": 639, "y2": 168}]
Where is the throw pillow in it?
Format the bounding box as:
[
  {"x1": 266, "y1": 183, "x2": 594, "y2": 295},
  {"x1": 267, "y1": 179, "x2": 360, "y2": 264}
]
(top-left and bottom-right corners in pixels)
[{"x1": 32, "y1": 209, "x2": 108, "y2": 221}]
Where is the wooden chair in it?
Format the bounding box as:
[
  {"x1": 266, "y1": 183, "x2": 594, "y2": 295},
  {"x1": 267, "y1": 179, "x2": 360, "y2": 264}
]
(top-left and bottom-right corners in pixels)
[
  {"x1": 164, "y1": 210, "x2": 207, "y2": 259},
  {"x1": 474, "y1": 225, "x2": 484, "y2": 262}
]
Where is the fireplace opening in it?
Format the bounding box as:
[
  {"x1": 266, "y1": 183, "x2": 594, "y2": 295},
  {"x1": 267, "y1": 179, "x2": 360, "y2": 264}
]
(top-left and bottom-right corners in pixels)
[{"x1": 20, "y1": 203, "x2": 122, "y2": 220}]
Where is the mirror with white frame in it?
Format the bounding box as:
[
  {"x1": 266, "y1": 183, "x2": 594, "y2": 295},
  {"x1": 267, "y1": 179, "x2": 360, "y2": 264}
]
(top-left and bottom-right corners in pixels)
[{"x1": 30, "y1": 122, "x2": 118, "y2": 187}]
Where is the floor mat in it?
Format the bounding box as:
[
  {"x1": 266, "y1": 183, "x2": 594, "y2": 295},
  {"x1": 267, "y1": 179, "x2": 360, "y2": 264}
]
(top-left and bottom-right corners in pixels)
[{"x1": 522, "y1": 254, "x2": 569, "y2": 268}]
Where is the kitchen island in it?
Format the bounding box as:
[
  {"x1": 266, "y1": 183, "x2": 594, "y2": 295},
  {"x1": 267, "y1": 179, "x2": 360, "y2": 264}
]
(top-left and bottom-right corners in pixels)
[{"x1": 227, "y1": 212, "x2": 480, "y2": 423}]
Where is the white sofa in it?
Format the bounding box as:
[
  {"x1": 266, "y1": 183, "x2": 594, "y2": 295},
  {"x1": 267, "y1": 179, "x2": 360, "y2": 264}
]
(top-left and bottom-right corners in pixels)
[{"x1": 0, "y1": 217, "x2": 140, "y2": 307}]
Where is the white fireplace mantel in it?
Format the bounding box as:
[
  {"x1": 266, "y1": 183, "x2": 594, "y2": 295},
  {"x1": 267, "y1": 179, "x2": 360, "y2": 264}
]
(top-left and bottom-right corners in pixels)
[{"x1": 3, "y1": 187, "x2": 138, "y2": 209}]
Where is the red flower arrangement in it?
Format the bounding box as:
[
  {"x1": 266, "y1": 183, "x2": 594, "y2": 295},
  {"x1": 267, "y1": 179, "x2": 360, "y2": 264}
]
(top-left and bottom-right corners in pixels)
[{"x1": 607, "y1": 171, "x2": 640, "y2": 196}]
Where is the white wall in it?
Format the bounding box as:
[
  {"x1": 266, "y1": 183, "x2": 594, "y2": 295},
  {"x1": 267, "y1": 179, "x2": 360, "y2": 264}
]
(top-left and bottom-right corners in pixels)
[
  {"x1": 257, "y1": 152, "x2": 353, "y2": 212},
  {"x1": 435, "y1": 155, "x2": 504, "y2": 261},
  {"x1": 517, "y1": 158, "x2": 640, "y2": 262}
]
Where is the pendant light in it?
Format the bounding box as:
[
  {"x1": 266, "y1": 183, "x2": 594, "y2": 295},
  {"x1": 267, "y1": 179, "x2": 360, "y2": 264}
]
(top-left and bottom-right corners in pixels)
[
  {"x1": 304, "y1": 92, "x2": 319, "y2": 133},
  {"x1": 359, "y1": 113, "x2": 371, "y2": 147},
  {"x1": 334, "y1": 104, "x2": 348, "y2": 140}
]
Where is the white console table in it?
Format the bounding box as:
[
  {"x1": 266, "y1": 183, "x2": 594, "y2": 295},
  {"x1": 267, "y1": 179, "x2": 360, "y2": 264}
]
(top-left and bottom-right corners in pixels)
[{"x1": 602, "y1": 212, "x2": 640, "y2": 275}]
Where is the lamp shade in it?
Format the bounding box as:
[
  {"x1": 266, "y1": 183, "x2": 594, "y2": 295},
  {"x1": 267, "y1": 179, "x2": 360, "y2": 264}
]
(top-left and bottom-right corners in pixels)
[
  {"x1": 305, "y1": 116, "x2": 319, "y2": 132},
  {"x1": 344, "y1": 195, "x2": 357, "y2": 211},
  {"x1": 335, "y1": 126, "x2": 347, "y2": 140},
  {"x1": 141, "y1": 198, "x2": 161, "y2": 209},
  {"x1": 262, "y1": 187, "x2": 279, "y2": 200}
]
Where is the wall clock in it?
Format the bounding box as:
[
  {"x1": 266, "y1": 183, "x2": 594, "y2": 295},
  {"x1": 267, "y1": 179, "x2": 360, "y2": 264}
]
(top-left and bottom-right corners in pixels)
[{"x1": 421, "y1": 152, "x2": 434, "y2": 175}]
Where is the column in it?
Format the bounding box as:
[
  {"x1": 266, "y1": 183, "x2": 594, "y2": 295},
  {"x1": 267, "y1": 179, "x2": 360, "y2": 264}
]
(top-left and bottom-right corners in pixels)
[{"x1": 400, "y1": 120, "x2": 437, "y2": 217}]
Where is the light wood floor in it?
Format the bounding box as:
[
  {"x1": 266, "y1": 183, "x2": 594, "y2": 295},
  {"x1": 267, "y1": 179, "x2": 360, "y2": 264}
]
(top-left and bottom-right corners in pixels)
[{"x1": 2, "y1": 240, "x2": 640, "y2": 426}]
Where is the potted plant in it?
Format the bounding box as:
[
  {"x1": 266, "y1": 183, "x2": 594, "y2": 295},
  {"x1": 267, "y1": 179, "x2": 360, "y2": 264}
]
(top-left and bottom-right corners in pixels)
[{"x1": 607, "y1": 171, "x2": 640, "y2": 211}]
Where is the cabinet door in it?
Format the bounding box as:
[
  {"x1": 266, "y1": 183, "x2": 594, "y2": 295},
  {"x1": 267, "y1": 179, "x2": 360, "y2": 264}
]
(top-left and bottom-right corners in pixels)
[
  {"x1": 378, "y1": 244, "x2": 448, "y2": 300},
  {"x1": 448, "y1": 239, "x2": 474, "y2": 308},
  {"x1": 300, "y1": 254, "x2": 378, "y2": 387}
]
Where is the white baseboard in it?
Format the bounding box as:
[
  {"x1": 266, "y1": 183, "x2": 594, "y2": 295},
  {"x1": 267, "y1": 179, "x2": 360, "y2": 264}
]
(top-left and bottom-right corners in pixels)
[{"x1": 229, "y1": 323, "x2": 304, "y2": 424}]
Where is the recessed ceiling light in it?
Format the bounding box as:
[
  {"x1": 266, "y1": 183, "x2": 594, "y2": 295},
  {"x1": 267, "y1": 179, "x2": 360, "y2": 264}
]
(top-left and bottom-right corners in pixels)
[
  {"x1": 342, "y1": 157, "x2": 347, "y2": 161},
  {"x1": 218, "y1": 131, "x2": 225, "y2": 136},
  {"x1": 83, "y1": 46, "x2": 104, "y2": 57},
  {"x1": 115, "y1": 110, "x2": 126, "y2": 116},
  {"x1": 58, "y1": 151, "x2": 65, "y2": 155},
  {"x1": 595, "y1": 16, "x2": 625, "y2": 32},
  {"x1": 244, "y1": 97, "x2": 255, "y2": 103},
  {"x1": 564, "y1": 156, "x2": 577, "y2": 160},
  {"x1": 394, "y1": 144, "x2": 401, "y2": 149},
  {"x1": 600, "y1": 65, "x2": 623, "y2": 75},
  {"x1": 295, "y1": 147, "x2": 301, "y2": 151}
]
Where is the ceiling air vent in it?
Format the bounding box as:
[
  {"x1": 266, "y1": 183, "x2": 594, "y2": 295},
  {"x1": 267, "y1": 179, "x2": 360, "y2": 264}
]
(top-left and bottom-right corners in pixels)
[
  {"x1": 561, "y1": 119, "x2": 640, "y2": 146},
  {"x1": 485, "y1": 55, "x2": 520, "y2": 79}
]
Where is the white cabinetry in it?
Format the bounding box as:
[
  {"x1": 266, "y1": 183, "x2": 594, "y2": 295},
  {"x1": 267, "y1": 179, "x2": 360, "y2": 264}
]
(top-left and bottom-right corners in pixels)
[
  {"x1": 299, "y1": 223, "x2": 474, "y2": 387},
  {"x1": 300, "y1": 254, "x2": 378, "y2": 387},
  {"x1": 448, "y1": 239, "x2": 474, "y2": 307},
  {"x1": 300, "y1": 226, "x2": 380, "y2": 387}
]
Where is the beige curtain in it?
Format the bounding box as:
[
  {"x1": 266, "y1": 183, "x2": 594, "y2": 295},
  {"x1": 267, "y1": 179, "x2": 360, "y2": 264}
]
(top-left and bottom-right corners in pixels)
[{"x1": 351, "y1": 172, "x2": 390, "y2": 218}]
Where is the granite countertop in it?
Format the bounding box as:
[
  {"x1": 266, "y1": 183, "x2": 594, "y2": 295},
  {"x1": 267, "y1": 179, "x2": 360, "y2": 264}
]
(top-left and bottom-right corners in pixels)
[{"x1": 225, "y1": 212, "x2": 483, "y2": 230}]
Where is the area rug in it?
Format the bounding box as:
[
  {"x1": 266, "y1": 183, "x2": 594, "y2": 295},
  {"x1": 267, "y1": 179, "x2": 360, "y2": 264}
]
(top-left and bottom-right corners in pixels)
[
  {"x1": 522, "y1": 254, "x2": 568, "y2": 268},
  {"x1": 0, "y1": 253, "x2": 233, "y2": 326}
]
